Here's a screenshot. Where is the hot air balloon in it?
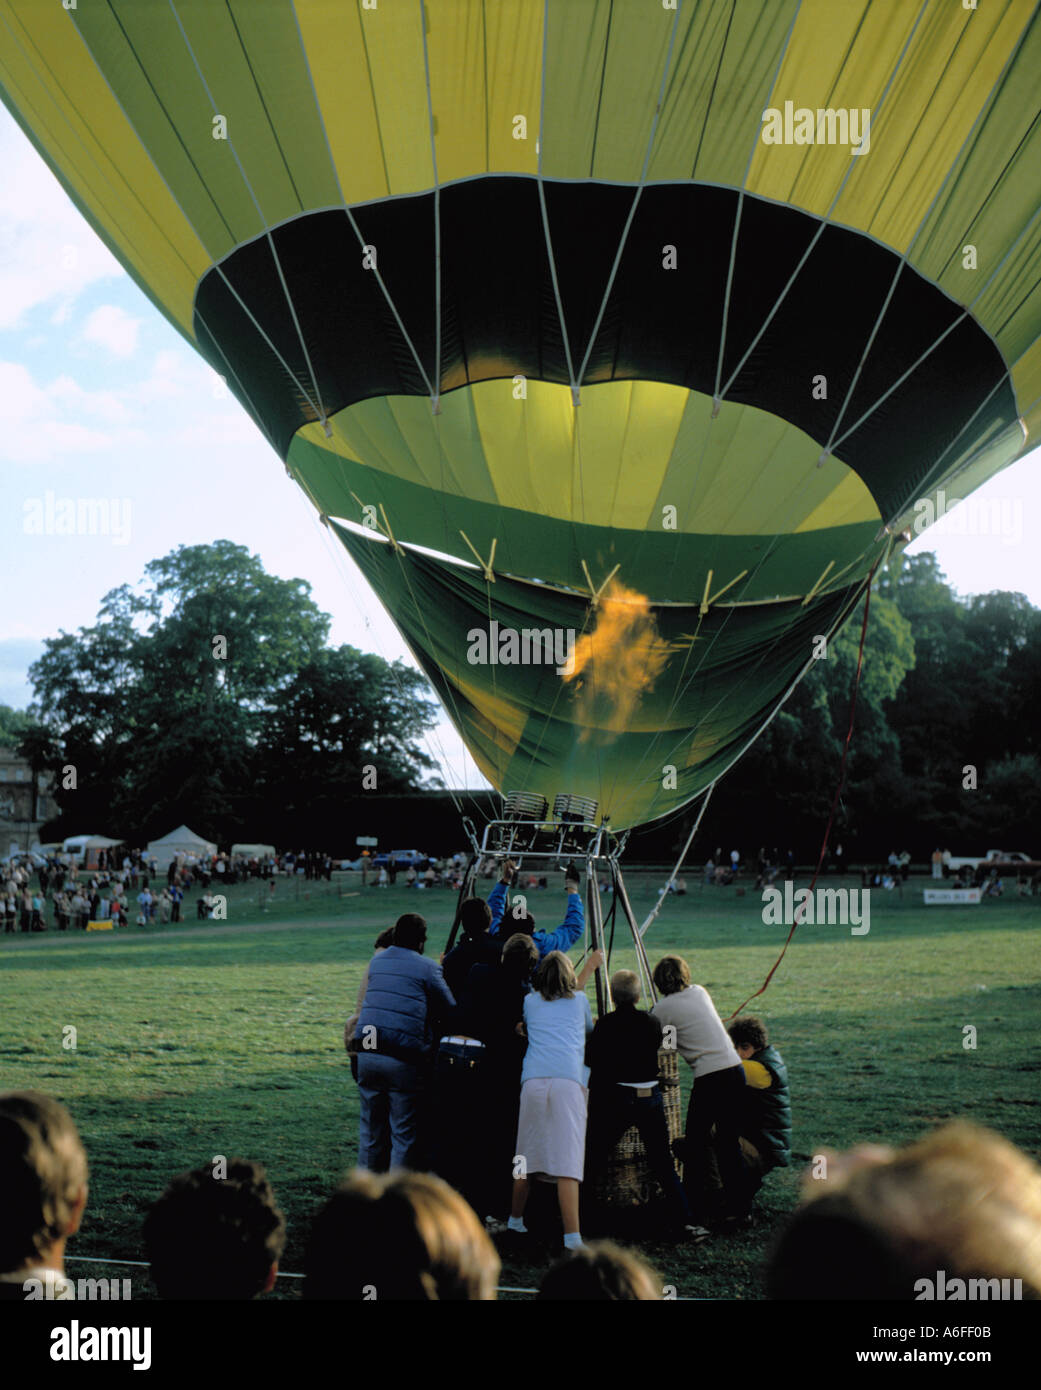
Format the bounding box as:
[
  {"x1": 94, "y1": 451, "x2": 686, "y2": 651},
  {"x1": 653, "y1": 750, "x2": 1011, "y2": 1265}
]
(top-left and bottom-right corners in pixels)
[{"x1": 3, "y1": 2, "x2": 1039, "y2": 976}]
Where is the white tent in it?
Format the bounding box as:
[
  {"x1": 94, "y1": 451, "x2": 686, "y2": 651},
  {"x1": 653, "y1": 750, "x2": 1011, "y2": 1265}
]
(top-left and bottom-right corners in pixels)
[{"x1": 147, "y1": 825, "x2": 217, "y2": 869}]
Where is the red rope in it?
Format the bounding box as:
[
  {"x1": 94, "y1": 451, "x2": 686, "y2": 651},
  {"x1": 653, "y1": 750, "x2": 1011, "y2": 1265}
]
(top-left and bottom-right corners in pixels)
[{"x1": 726, "y1": 567, "x2": 877, "y2": 1021}]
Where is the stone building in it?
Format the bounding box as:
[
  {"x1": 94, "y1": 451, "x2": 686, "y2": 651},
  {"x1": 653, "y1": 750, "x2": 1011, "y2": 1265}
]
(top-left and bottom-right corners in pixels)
[{"x1": 0, "y1": 749, "x2": 57, "y2": 856}]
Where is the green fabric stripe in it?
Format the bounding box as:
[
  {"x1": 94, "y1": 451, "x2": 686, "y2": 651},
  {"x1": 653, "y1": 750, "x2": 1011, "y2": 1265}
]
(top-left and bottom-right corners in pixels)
[
  {"x1": 331, "y1": 521, "x2": 864, "y2": 829},
  {"x1": 71, "y1": 1, "x2": 246, "y2": 255},
  {"x1": 291, "y1": 429, "x2": 881, "y2": 604}
]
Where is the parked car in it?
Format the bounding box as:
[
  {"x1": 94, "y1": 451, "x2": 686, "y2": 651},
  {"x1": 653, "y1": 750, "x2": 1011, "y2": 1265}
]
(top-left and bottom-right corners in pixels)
[
  {"x1": 372, "y1": 849, "x2": 428, "y2": 868},
  {"x1": 947, "y1": 849, "x2": 1040, "y2": 873}
]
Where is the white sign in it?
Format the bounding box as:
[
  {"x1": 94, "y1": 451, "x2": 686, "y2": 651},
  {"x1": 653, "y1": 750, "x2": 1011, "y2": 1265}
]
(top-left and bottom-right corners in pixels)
[
  {"x1": 355, "y1": 836, "x2": 378, "y2": 847},
  {"x1": 923, "y1": 888, "x2": 982, "y2": 905}
]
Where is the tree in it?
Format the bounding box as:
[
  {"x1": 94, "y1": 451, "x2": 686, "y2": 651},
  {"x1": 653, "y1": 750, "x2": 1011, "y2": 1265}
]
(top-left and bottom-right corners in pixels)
[
  {"x1": 0, "y1": 704, "x2": 31, "y2": 750},
  {"x1": 29, "y1": 542, "x2": 440, "y2": 842}
]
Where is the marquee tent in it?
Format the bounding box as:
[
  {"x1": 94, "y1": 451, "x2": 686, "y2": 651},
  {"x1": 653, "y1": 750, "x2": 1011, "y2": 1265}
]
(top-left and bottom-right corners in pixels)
[{"x1": 147, "y1": 826, "x2": 217, "y2": 870}]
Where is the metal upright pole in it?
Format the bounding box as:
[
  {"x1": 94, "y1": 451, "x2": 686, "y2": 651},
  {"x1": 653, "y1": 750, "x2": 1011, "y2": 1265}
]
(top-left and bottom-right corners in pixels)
[
  {"x1": 586, "y1": 857, "x2": 609, "y2": 1017},
  {"x1": 612, "y1": 860, "x2": 657, "y2": 1003}
]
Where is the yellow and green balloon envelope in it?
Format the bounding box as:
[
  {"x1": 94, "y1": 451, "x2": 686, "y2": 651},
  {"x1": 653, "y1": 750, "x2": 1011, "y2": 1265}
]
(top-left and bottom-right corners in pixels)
[{"x1": 3, "y1": 0, "x2": 1038, "y2": 828}]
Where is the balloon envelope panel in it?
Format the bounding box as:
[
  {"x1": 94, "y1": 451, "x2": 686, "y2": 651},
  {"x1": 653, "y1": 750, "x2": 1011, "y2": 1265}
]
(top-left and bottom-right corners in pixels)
[{"x1": 2, "y1": 0, "x2": 1037, "y2": 825}]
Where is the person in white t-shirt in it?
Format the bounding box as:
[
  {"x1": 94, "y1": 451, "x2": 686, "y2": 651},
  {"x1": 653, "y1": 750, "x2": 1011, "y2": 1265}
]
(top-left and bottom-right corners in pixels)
[{"x1": 651, "y1": 955, "x2": 749, "y2": 1227}]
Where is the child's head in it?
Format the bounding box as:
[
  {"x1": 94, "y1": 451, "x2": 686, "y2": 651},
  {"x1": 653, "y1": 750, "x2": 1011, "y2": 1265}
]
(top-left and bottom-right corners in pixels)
[{"x1": 727, "y1": 1015, "x2": 769, "y2": 1058}]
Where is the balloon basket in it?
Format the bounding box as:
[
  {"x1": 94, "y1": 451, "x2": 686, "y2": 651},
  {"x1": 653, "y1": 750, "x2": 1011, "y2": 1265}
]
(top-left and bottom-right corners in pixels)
[{"x1": 589, "y1": 1049, "x2": 684, "y2": 1208}]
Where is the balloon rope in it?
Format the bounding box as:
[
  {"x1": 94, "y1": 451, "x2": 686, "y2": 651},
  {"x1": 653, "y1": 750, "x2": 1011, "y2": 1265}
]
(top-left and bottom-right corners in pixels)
[
  {"x1": 638, "y1": 782, "x2": 716, "y2": 939},
  {"x1": 725, "y1": 565, "x2": 877, "y2": 1022}
]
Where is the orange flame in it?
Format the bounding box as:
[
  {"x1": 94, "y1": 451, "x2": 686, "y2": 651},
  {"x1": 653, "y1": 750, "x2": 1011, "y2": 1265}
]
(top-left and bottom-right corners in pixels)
[{"x1": 563, "y1": 579, "x2": 670, "y2": 738}]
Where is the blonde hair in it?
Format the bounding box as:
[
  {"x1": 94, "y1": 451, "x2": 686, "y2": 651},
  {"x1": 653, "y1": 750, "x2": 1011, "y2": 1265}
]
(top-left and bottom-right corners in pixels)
[
  {"x1": 610, "y1": 970, "x2": 641, "y2": 1007},
  {"x1": 536, "y1": 950, "x2": 577, "y2": 1001},
  {"x1": 768, "y1": 1121, "x2": 1041, "y2": 1299},
  {"x1": 0, "y1": 1091, "x2": 88, "y2": 1271},
  {"x1": 538, "y1": 1240, "x2": 661, "y2": 1300},
  {"x1": 305, "y1": 1170, "x2": 500, "y2": 1300}
]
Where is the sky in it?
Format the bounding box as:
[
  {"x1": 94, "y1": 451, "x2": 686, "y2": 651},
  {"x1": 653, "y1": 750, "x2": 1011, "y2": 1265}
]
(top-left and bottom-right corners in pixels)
[{"x1": 1, "y1": 105, "x2": 1040, "y2": 793}]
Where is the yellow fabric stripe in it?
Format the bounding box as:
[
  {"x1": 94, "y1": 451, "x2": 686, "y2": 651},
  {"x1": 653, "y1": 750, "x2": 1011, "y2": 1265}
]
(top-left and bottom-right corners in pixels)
[
  {"x1": 748, "y1": 0, "x2": 911, "y2": 219},
  {"x1": 354, "y1": 0, "x2": 433, "y2": 195},
  {"x1": 0, "y1": 0, "x2": 207, "y2": 335},
  {"x1": 293, "y1": 2, "x2": 389, "y2": 205},
  {"x1": 746, "y1": 0, "x2": 1030, "y2": 264},
  {"x1": 301, "y1": 379, "x2": 879, "y2": 537},
  {"x1": 855, "y1": 1, "x2": 1030, "y2": 255},
  {"x1": 427, "y1": 0, "x2": 486, "y2": 184},
  {"x1": 1013, "y1": 340, "x2": 1041, "y2": 443},
  {"x1": 973, "y1": 218, "x2": 1041, "y2": 366},
  {"x1": 796, "y1": 472, "x2": 881, "y2": 532},
  {"x1": 484, "y1": 0, "x2": 541, "y2": 175}
]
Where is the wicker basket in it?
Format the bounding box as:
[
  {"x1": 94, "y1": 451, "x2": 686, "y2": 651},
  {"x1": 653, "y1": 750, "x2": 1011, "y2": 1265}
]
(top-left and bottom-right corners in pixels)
[{"x1": 590, "y1": 1049, "x2": 684, "y2": 1207}]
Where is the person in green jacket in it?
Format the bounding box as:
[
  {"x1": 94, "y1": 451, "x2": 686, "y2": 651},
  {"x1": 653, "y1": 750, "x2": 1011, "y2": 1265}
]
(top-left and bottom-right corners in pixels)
[{"x1": 725, "y1": 1015, "x2": 791, "y2": 1218}]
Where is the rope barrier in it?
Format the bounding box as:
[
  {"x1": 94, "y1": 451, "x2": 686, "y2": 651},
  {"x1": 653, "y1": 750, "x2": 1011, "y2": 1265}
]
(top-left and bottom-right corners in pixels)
[{"x1": 63, "y1": 1254, "x2": 540, "y2": 1295}]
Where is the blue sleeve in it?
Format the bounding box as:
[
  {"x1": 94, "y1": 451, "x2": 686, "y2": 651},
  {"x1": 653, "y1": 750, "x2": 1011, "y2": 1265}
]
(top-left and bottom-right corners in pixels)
[
  {"x1": 534, "y1": 892, "x2": 585, "y2": 959},
  {"x1": 427, "y1": 962, "x2": 456, "y2": 1012},
  {"x1": 582, "y1": 994, "x2": 593, "y2": 1034},
  {"x1": 487, "y1": 880, "x2": 508, "y2": 937}
]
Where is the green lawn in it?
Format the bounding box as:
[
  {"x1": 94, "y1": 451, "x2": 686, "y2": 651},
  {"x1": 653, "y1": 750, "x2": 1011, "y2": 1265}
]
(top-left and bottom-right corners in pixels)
[{"x1": 1, "y1": 871, "x2": 1038, "y2": 1300}]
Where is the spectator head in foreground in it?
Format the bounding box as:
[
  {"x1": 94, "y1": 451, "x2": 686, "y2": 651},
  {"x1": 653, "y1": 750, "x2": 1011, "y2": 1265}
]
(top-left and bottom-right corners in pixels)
[
  {"x1": 458, "y1": 897, "x2": 492, "y2": 939},
  {"x1": 767, "y1": 1121, "x2": 1041, "y2": 1300},
  {"x1": 143, "y1": 1159, "x2": 286, "y2": 1299},
  {"x1": 304, "y1": 1169, "x2": 499, "y2": 1300},
  {"x1": 393, "y1": 913, "x2": 427, "y2": 952},
  {"x1": 652, "y1": 954, "x2": 691, "y2": 996},
  {"x1": 0, "y1": 1092, "x2": 88, "y2": 1291},
  {"x1": 538, "y1": 1240, "x2": 662, "y2": 1300},
  {"x1": 501, "y1": 931, "x2": 539, "y2": 980}
]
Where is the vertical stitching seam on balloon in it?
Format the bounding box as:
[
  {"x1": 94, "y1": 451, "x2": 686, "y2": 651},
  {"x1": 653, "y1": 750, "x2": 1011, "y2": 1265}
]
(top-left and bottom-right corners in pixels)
[
  {"x1": 60, "y1": 0, "x2": 329, "y2": 430},
  {"x1": 711, "y1": 0, "x2": 804, "y2": 410},
  {"x1": 717, "y1": 0, "x2": 934, "y2": 408},
  {"x1": 165, "y1": 0, "x2": 331, "y2": 431}
]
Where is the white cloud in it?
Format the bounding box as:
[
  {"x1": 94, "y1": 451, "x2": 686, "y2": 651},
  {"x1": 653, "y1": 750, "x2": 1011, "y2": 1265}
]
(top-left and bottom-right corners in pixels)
[
  {"x1": 0, "y1": 113, "x2": 125, "y2": 330},
  {"x1": 48, "y1": 374, "x2": 131, "y2": 425},
  {"x1": 0, "y1": 361, "x2": 113, "y2": 462},
  {"x1": 78, "y1": 304, "x2": 141, "y2": 359}
]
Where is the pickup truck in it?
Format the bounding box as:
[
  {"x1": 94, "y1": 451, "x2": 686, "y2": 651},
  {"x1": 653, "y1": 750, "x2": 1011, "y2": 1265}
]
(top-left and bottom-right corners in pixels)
[{"x1": 946, "y1": 850, "x2": 1039, "y2": 873}]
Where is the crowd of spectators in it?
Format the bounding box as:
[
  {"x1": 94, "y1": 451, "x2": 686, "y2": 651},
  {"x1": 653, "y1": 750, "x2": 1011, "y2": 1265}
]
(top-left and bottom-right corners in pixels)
[{"x1": 4, "y1": 1089, "x2": 1039, "y2": 1302}]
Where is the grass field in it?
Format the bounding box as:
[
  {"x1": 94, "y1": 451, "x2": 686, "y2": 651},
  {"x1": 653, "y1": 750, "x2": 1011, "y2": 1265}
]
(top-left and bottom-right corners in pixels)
[{"x1": 2, "y1": 871, "x2": 1039, "y2": 1300}]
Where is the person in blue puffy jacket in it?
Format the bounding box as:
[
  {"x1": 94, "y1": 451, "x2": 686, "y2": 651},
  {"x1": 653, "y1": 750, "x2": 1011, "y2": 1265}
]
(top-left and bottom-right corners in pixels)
[{"x1": 356, "y1": 913, "x2": 455, "y2": 1172}]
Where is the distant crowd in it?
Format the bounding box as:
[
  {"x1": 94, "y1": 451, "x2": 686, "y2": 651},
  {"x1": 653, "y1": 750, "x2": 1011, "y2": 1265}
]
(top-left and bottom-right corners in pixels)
[{"x1": 0, "y1": 845, "x2": 346, "y2": 934}]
